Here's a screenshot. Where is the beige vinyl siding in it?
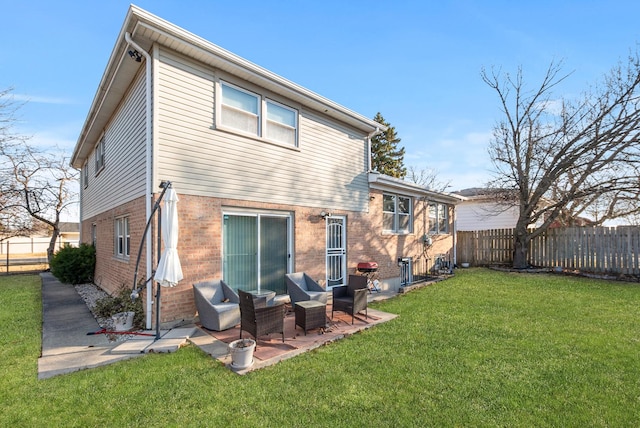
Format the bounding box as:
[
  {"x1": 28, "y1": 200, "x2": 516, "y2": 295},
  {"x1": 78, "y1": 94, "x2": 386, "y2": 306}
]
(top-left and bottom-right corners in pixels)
[
  {"x1": 81, "y1": 71, "x2": 147, "y2": 220},
  {"x1": 456, "y1": 201, "x2": 520, "y2": 231},
  {"x1": 155, "y1": 49, "x2": 369, "y2": 212}
]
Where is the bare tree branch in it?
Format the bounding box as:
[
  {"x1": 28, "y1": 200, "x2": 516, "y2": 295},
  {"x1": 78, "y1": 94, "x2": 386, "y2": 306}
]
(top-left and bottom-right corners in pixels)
[{"x1": 483, "y1": 54, "x2": 640, "y2": 268}]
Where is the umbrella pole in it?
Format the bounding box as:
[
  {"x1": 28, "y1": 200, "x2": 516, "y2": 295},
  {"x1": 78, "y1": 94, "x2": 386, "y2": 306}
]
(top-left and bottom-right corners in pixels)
[
  {"x1": 155, "y1": 202, "x2": 163, "y2": 341},
  {"x1": 155, "y1": 282, "x2": 161, "y2": 340}
]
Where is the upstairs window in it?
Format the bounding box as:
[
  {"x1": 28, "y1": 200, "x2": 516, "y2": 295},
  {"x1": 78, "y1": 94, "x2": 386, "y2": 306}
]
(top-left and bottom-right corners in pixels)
[
  {"x1": 95, "y1": 136, "x2": 105, "y2": 174},
  {"x1": 429, "y1": 203, "x2": 449, "y2": 234},
  {"x1": 218, "y1": 80, "x2": 298, "y2": 147},
  {"x1": 220, "y1": 82, "x2": 259, "y2": 136},
  {"x1": 115, "y1": 216, "x2": 130, "y2": 259},
  {"x1": 266, "y1": 100, "x2": 297, "y2": 146},
  {"x1": 82, "y1": 162, "x2": 89, "y2": 188},
  {"x1": 383, "y1": 193, "x2": 412, "y2": 233}
]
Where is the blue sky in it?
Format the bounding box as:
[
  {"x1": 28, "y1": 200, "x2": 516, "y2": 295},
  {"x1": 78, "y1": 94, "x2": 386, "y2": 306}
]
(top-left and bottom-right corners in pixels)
[{"x1": 3, "y1": 0, "x2": 640, "y2": 191}]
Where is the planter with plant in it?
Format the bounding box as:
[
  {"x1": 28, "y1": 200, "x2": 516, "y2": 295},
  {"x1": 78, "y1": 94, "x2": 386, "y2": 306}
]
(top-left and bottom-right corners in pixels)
[{"x1": 228, "y1": 338, "x2": 256, "y2": 370}]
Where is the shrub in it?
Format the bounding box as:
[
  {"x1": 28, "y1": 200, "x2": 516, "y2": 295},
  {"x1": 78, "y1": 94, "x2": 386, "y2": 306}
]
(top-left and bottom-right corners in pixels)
[
  {"x1": 94, "y1": 285, "x2": 144, "y2": 329},
  {"x1": 50, "y1": 243, "x2": 96, "y2": 285}
]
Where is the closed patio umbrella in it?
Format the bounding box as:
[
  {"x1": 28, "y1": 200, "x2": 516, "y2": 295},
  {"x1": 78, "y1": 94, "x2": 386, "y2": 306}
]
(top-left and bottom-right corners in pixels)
[
  {"x1": 153, "y1": 187, "x2": 183, "y2": 338},
  {"x1": 154, "y1": 187, "x2": 183, "y2": 287}
]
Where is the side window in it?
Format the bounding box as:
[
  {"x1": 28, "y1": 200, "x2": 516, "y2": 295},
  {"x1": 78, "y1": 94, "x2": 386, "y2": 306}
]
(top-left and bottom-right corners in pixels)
[
  {"x1": 429, "y1": 203, "x2": 449, "y2": 234},
  {"x1": 83, "y1": 162, "x2": 89, "y2": 188},
  {"x1": 95, "y1": 136, "x2": 105, "y2": 174},
  {"x1": 115, "y1": 217, "x2": 130, "y2": 259}
]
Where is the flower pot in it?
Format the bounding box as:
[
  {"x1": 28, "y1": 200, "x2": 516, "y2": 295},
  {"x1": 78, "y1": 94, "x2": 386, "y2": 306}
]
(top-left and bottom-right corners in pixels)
[
  {"x1": 229, "y1": 338, "x2": 256, "y2": 370},
  {"x1": 461, "y1": 262, "x2": 470, "y2": 268},
  {"x1": 112, "y1": 311, "x2": 135, "y2": 331}
]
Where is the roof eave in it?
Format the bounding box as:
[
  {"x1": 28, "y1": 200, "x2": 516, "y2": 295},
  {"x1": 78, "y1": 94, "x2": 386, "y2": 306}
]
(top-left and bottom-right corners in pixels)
[{"x1": 368, "y1": 172, "x2": 465, "y2": 204}]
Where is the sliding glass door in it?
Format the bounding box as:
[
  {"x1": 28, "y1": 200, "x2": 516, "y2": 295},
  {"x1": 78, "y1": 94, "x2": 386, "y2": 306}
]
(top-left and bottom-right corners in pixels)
[{"x1": 223, "y1": 212, "x2": 291, "y2": 295}]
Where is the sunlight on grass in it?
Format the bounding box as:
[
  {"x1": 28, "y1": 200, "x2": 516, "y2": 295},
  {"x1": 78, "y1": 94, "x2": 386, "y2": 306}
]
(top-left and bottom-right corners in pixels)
[{"x1": 1, "y1": 270, "x2": 638, "y2": 426}]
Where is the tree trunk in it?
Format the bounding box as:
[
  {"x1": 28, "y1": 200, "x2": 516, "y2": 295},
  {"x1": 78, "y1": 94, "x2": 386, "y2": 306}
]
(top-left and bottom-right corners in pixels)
[
  {"x1": 47, "y1": 227, "x2": 59, "y2": 263},
  {"x1": 512, "y1": 225, "x2": 530, "y2": 269}
]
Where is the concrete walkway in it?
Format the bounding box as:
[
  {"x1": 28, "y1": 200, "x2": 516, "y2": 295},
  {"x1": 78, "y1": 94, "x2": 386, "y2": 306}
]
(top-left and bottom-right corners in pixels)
[{"x1": 38, "y1": 273, "x2": 196, "y2": 380}]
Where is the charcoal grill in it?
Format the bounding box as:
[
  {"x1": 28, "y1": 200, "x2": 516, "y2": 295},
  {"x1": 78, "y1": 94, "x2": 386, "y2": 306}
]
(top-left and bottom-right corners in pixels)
[{"x1": 356, "y1": 262, "x2": 380, "y2": 292}]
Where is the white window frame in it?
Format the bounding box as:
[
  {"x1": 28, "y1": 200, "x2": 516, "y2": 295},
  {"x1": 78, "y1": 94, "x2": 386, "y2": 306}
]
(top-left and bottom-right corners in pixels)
[
  {"x1": 265, "y1": 98, "x2": 298, "y2": 146},
  {"x1": 220, "y1": 81, "x2": 260, "y2": 137},
  {"x1": 217, "y1": 79, "x2": 299, "y2": 148},
  {"x1": 115, "y1": 216, "x2": 130, "y2": 259},
  {"x1": 83, "y1": 161, "x2": 89, "y2": 188},
  {"x1": 429, "y1": 202, "x2": 449, "y2": 234},
  {"x1": 383, "y1": 193, "x2": 413, "y2": 234},
  {"x1": 95, "y1": 136, "x2": 105, "y2": 174}
]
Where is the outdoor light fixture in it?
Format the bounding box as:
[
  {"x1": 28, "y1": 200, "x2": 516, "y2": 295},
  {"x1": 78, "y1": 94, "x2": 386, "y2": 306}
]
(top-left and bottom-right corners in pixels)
[
  {"x1": 320, "y1": 210, "x2": 332, "y2": 219},
  {"x1": 128, "y1": 49, "x2": 142, "y2": 62}
]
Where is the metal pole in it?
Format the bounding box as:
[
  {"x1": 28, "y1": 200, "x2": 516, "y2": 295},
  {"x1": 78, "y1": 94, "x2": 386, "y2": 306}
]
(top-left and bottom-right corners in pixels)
[{"x1": 156, "y1": 204, "x2": 162, "y2": 340}]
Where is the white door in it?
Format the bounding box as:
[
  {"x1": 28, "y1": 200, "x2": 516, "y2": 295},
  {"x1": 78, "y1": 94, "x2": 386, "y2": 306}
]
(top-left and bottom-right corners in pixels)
[{"x1": 326, "y1": 216, "x2": 347, "y2": 287}]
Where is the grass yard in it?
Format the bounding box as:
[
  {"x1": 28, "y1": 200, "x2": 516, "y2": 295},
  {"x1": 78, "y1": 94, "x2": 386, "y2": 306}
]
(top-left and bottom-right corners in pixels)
[{"x1": 1, "y1": 269, "x2": 639, "y2": 426}]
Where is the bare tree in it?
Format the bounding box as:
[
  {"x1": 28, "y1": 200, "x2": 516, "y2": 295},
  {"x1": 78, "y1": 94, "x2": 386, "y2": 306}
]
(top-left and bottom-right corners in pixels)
[
  {"x1": 0, "y1": 87, "x2": 78, "y2": 260},
  {"x1": 483, "y1": 56, "x2": 640, "y2": 269},
  {"x1": 0, "y1": 87, "x2": 33, "y2": 242},
  {"x1": 406, "y1": 165, "x2": 451, "y2": 192}
]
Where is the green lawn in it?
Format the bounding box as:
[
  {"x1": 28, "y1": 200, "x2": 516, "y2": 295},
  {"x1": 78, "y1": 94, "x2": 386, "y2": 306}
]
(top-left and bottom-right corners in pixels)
[{"x1": 1, "y1": 269, "x2": 639, "y2": 426}]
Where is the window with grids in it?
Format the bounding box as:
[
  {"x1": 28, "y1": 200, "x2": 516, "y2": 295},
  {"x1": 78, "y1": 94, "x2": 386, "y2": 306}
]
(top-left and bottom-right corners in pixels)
[
  {"x1": 219, "y1": 81, "x2": 298, "y2": 147},
  {"x1": 115, "y1": 217, "x2": 130, "y2": 259},
  {"x1": 429, "y1": 202, "x2": 449, "y2": 234},
  {"x1": 383, "y1": 193, "x2": 412, "y2": 233}
]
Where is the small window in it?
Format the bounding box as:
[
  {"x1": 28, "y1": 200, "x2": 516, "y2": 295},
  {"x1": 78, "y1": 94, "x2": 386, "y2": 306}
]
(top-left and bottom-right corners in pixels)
[
  {"x1": 220, "y1": 82, "x2": 259, "y2": 136},
  {"x1": 429, "y1": 203, "x2": 449, "y2": 234},
  {"x1": 83, "y1": 162, "x2": 89, "y2": 188},
  {"x1": 91, "y1": 223, "x2": 97, "y2": 247},
  {"x1": 383, "y1": 193, "x2": 413, "y2": 233},
  {"x1": 95, "y1": 136, "x2": 105, "y2": 174},
  {"x1": 266, "y1": 99, "x2": 297, "y2": 146},
  {"x1": 115, "y1": 217, "x2": 130, "y2": 259}
]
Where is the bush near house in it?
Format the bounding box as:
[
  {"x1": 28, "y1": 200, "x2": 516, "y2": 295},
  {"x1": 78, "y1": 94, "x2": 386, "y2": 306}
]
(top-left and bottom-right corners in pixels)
[{"x1": 49, "y1": 243, "x2": 95, "y2": 284}]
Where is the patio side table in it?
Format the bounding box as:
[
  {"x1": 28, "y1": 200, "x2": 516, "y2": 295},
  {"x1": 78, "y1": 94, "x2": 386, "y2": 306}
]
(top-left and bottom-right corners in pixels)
[{"x1": 294, "y1": 300, "x2": 327, "y2": 335}]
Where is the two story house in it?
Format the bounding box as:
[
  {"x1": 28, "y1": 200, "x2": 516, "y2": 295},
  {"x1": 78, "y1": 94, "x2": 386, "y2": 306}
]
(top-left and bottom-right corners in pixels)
[{"x1": 71, "y1": 5, "x2": 460, "y2": 328}]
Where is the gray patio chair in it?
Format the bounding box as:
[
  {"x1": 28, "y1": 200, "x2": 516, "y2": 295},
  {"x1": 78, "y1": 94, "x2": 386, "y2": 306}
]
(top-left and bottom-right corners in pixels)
[
  {"x1": 192, "y1": 280, "x2": 240, "y2": 331},
  {"x1": 285, "y1": 272, "x2": 328, "y2": 307},
  {"x1": 332, "y1": 275, "x2": 368, "y2": 324},
  {"x1": 238, "y1": 289, "x2": 286, "y2": 342}
]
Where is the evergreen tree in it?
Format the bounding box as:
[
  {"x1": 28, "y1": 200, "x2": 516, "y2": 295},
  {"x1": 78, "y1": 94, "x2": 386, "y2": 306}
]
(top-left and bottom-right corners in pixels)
[{"x1": 371, "y1": 112, "x2": 406, "y2": 179}]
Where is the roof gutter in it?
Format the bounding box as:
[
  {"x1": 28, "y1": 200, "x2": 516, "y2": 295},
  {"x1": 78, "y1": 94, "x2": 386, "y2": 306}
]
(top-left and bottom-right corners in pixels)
[{"x1": 125, "y1": 31, "x2": 154, "y2": 330}]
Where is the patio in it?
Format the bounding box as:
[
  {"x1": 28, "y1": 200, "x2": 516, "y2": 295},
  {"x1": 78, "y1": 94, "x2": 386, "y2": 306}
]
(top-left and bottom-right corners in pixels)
[{"x1": 189, "y1": 295, "x2": 398, "y2": 374}]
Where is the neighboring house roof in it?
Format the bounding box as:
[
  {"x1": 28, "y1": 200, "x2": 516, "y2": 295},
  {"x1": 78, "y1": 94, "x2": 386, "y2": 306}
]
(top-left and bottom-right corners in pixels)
[
  {"x1": 58, "y1": 222, "x2": 80, "y2": 234},
  {"x1": 369, "y1": 172, "x2": 464, "y2": 204},
  {"x1": 71, "y1": 5, "x2": 385, "y2": 169}
]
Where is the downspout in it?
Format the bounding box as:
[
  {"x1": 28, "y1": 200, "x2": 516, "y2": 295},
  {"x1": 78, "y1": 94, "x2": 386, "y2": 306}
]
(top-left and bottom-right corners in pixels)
[
  {"x1": 366, "y1": 127, "x2": 381, "y2": 172},
  {"x1": 125, "y1": 32, "x2": 154, "y2": 329},
  {"x1": 452, "y1": 204, "x2": 457, "y2": 267}
]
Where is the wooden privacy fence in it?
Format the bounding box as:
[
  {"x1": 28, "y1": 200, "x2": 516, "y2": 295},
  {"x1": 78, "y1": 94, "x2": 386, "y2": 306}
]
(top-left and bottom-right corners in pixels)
[{"x1": 457, "y1": 226, "x2": 640, "y2": 275}]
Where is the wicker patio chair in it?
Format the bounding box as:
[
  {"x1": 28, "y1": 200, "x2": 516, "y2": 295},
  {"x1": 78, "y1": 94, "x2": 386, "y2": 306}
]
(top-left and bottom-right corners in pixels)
[
  {"x1": 192, "y1": 279, "x2": 240, "y2": 331},
  {"x1": 331, "y1": 275, "x2": 368, "y2": 324},
  {"x1": 285, "y1": 272, "x2": 328, "y2": 307},
  {"x1": 238, "y1": 289, "x2": 286, "y2": 342}
]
